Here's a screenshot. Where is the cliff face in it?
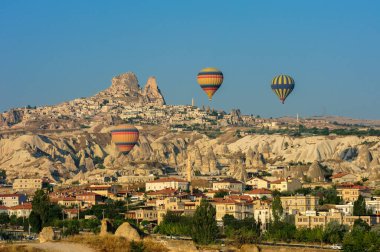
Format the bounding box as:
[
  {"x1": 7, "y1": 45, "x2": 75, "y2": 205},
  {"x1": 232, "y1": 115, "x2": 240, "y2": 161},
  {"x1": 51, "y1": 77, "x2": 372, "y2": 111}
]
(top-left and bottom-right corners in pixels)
[{"x1": 0, "y1": 126, "x2": 379, "y2": 183}]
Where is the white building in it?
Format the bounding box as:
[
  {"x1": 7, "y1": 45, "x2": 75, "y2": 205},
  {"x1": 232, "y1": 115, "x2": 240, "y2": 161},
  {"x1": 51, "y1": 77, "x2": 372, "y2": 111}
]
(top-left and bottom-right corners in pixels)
[
  {"x1": 335, "y1": 202, "x2": 354, "y2": 216},
  {"x1": 7, "y1": 203, "x2": 32, "y2": 218},
  {"x1": 0, "y1": 193, "x2": 27, "y2": 207},
  {"x1": 212, "y1": 178, "x2": 244, "y2": 193},
  {"x1": 246, "y1": 177, "x2": 270, "y2": 189},
  {"x1": 366, "y1": 197, "x2": 380, "y2": 215},
  {"x1": 146, "y1": 177, "x2": 189, "y2": 192}
]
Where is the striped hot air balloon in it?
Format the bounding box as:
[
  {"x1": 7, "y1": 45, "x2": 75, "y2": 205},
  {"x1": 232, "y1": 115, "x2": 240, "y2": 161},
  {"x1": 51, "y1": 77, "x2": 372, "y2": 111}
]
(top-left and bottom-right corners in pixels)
[
  {"x1": 271, "y1": 74, "x2": 295, "y2": 104},
  {"x1": 197, "y1": 67, "x2": 223, "y2": 101},
  {"x1": 111, "y1": 125, "x2": 139, "y2": 155}
]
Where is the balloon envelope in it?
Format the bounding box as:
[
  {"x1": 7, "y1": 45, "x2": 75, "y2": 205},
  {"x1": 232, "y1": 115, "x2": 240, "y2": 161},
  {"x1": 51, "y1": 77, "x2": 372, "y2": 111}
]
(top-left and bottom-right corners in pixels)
[
  {"x1": 111, "y1": 125, "x2": 139, "y2": 154},
  {"x1": 197, "y1": 67, "x2": 223, "y2": 101},
  {"x1": 271, "y1": 74, "x2": 295, "y2": 104}
]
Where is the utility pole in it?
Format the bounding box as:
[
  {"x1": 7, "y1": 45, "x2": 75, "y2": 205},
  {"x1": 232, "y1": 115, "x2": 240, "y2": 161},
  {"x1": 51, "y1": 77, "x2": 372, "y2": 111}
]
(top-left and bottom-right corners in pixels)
[{"x1": 62, "y1": 209, "x2": 65, "y2": 236}]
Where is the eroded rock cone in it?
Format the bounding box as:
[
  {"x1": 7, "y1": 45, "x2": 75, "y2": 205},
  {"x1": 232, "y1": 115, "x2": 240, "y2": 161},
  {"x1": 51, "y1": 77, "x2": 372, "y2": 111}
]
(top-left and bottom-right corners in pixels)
[
  {"x1": 114, "y1": 222, "x2": 141, "y2": 241},
  {"x1": 99, "y1": 218, "x2": 114, "y2": 236},
  {"x1": 39, "y1": 226, "x2": 55, "y2": 243}
]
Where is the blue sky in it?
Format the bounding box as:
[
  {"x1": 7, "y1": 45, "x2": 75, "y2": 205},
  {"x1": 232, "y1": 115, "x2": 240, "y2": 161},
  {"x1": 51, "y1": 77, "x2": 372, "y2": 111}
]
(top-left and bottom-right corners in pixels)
[{"x1": 1, "y1": 0, "x2": 379, "y2": 119}]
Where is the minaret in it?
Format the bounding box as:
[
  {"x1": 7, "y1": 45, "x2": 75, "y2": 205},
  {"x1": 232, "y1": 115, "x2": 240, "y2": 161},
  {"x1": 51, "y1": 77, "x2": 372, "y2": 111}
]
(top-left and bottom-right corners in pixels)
[{"x1": 191, "y1": 98, "x2": 195, "y2": 107}]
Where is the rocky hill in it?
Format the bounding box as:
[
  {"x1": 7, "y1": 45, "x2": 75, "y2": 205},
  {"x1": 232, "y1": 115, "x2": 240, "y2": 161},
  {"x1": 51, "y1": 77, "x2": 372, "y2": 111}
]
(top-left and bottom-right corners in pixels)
[
  {"x1": 0, "y1": 125, "x2": 379, "y2": 184},
  {"x1": 0, "y1": 72, "x2": 165, "y2": 129},
  {"x1": 95, "y1": 72, "x2": 165, "y2": 106}
]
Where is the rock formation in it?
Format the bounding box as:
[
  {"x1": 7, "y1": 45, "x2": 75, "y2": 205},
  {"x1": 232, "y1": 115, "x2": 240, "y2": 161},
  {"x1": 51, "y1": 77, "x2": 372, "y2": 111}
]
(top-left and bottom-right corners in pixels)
[
  {"x1": 306, "y1": 161, "x2": 326, "y2": 182},
  {"x1": 96, "y1": 72, "x2": 165, "y2": 106},
  {"x1": 143, "y1": 77, "x2": 166, "y2": 105},
  {"x1": 0, "y1": 109, "x2": 24, "y2": 127},
  {"x1": 99, "y1": 218, "x2": 114, "y2": 236},
  {"x1": 114, "y1": 222, "x2": 141, "y2": 241},
  {"x1": 39, "y1": 226, "x2": 55, "y2": 243}
]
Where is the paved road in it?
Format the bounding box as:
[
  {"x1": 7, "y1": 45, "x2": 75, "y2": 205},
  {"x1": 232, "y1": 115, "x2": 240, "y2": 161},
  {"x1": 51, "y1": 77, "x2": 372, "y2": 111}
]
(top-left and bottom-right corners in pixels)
[{"x1": 25, "y1": 242, "x2": 95, "y2": 252}]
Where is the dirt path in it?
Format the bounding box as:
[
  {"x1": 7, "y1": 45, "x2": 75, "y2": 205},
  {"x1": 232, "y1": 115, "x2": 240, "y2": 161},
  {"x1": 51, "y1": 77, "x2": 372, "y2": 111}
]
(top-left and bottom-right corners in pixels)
[{"x1": 26, "y1": 242, "x2": 95, "y2": 252}]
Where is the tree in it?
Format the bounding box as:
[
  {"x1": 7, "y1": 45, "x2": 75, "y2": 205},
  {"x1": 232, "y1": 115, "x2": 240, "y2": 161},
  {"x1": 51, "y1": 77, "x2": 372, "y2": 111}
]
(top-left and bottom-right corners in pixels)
[
  {"x1": 353, "y1": 195, "x2": 367, "y2": 216},
  {"x1": 214, "y1": 191, "x2": 228, "y2": 198},
  {"x1": 191, "y1": 199, "x2": 219, "y2": 244},
  {"x1": 272, "y1": 195, "x2": 283, "y2": 222},
  {"x1": 323, "y1": 221, "x2": 348, "y2": 244},
  {"x1": 29, "y1": 211, "x2": 42, "y2": 233},
  {"x1": 0, "y1": 213, "x2": 9, "y2": 225},
  {"x1": 31, "y1": 189, "x2": 50, "y2": 232},
  {"x1": 352, "y1": 219, "x2": 370, "y2": 232},
  {"x1": 342, "y1": 224, "x2": 379, "y2": 252}
]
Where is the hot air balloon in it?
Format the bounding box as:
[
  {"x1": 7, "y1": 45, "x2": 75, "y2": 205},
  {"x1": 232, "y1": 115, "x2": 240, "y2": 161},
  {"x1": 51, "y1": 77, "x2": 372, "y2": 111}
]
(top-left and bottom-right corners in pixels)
[
  {"x1": 271, "y1": 74, "x2": 295, "y2": 104},
  {"x1": 197, "y1": 67, "x2": 223, "y2": 101},
  {"x1": 111, "y1": 125, "x2": 139, "y2": 155}
]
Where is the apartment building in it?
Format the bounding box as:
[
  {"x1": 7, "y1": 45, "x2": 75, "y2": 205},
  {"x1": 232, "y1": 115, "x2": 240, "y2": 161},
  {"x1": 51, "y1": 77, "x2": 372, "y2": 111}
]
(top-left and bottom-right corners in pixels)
[
  {"x1": 270, "y1": 177, "x2": 302, "y2": 192},
  {"x1": 126, "y1": 206, "x2": 158, "y2": 222},
  {"x1": 87, "y1": 184, "x2": 121, "y2": 197},
  {"x1": 7, "y1": 203, "x2": 32, "y2": 218},
  {"x1": 76, "y1": 192, "x2": 102, "y2": 207},
  {"x1": 281, "y1": 195, "x2": 319, "y2": 215},
  {"x1": 146, "y1": 177, "x2": 189, "y2": 192},
  {"x1": 212, "y1": 198, "x2": 253, "y2": 222},
  {"x1": 212, "y1": 178, "x2": 244, "y2": 193},
  {"x1": 337, "y1": 185, "x2": 370, "y2": 203},
  {"x1": 246, "y1": 177, "x2": 270, "y2": 189},
  {"x1": 0, "y1": 193, "x2": 27, "y2": 207},
  {"x1": 13, "y1": 178, "x2": 42, "y2": 191},
  {"x1": 295, "y1": 212, "x2": 377, "y2": 229}
]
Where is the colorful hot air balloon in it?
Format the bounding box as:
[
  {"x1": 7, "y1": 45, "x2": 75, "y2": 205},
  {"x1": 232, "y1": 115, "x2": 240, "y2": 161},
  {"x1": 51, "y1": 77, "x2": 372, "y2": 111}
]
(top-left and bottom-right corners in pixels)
[
  {"x1": 197, "y1": 67, "x2": 223, "y2": 101},
  {"x1": 111, "y1": 125, "x2": 139, "y2": 155},
  {"x1": 271, "y1": 74, "x2": 295, "y2": 104}
]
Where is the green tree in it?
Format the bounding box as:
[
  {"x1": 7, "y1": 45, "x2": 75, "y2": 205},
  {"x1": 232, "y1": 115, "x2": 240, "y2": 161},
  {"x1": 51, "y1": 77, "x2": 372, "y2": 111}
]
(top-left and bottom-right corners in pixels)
[
  {"x1": 342, "y1": 222, "x2": 379, "y2": 252},
  {"x1": 31, "y1": 189, "x2": 50, "y2": 232},
  {"x1": 63, "y1": 220, "x2": 80, "y2": 236},
  {"x1": 353, "y1": 195, "x2": 367, "y2": 216},
  {"x1": 271, "y1": 195, "x2": 283, "y2": 222},
  {"x1": 29, "y1": 211, "x2": 42, "y2": 233},
  {"x1": 323, "y1": 221, "x2": 348, "y2": 244},
  {"x1": 214, "y1": 191, "x2": 228, "y2": 198},
  {"x1": 191, "y1": 199, "x2": 219, "y2": 244},
  {"x1": 0, "y1": 212, "x2": 9, "y2": 225},
  {"x1": 352, "y1": 219, "x2": 370, "y2": 232}
]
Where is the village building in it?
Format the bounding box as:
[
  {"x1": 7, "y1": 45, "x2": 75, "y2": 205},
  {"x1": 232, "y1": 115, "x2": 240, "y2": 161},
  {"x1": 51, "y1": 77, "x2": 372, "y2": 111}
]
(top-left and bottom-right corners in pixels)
[
  {"x1": 13, "y1": 178, "x2": 42, "y2": 192},
  {"x1": 146, "y1": 177, "x2": 189, "y2": 192},
  {"x1": 212, "y1": 197, "x2": 253, "y2": 222},
  {"x1": 331, "y1": 173, "x2": 359, "y2": 184},
  {"x1": 7, "y1": 203, "x2": 32, "y2": 218},
  {"x1": 0, "y1": 193, "x2": 27, "y2": 207},
  {"x1": 246, "y1": 177, "x2": 270, "y2": 189},
  {"x1": 270, "y1": 177, "x2": 302, "y2": 192},
  {"x1": 76, "y1": 192, "x2": 102, "y2": 207},
  {"x1": 212, "y1": 178, "x2": 244, "y2": 193},
  {"x1": 244, "y1": 188, "x2": 273, "y2": 199},
  {"x1": 337, "y1": 185, "x2": 371, "y2": 203},
  {"x1": 280, "y1": 195, "x2": 319, "y2": 215},
  {"x1": 295, "y1": 212, "x2": 378, "y2": 229}
]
